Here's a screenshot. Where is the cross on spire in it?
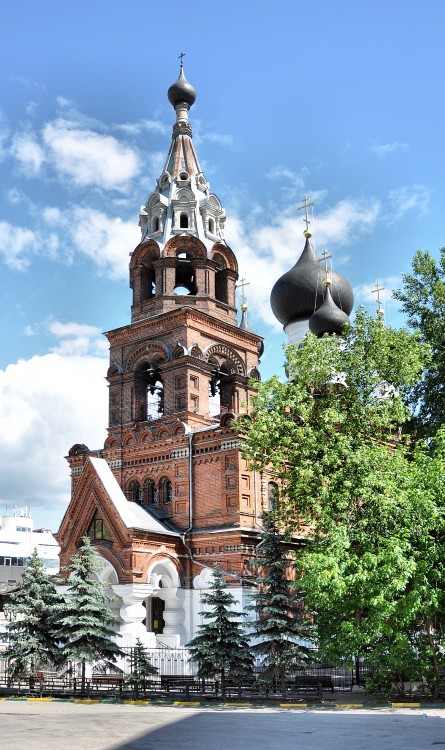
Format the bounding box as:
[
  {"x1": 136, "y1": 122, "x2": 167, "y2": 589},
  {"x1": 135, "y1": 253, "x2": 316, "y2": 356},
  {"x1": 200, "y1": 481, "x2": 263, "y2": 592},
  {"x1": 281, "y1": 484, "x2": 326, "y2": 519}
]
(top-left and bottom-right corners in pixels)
[
  {"x1": 319, "y1": 248, "x2": 332, "y2": 286},
  {"x1": 178, "y1": 52, "x2": 186, "y2": 69},
  {"x1": 297, "y1": 195, "x2": 316, "y2": 235},
  {"x1": 236, "y1": 277, "x2": 250, "y2": 310},
  {"x1": 371, "y1": 282, "x2": 385, "y2": 317}
]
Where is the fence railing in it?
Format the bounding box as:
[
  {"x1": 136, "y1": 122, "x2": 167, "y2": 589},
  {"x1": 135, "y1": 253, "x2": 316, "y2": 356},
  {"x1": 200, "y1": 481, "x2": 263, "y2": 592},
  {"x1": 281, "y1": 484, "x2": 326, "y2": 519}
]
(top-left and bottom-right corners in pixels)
[{"x1": 0, "y1": 645, "x2": 358, "y2": 696}]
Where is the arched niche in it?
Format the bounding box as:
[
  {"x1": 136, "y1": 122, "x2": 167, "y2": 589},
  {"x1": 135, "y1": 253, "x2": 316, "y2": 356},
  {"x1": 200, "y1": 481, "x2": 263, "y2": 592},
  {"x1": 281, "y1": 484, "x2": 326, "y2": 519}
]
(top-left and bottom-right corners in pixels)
[
  {"x1": 145, "y1": 558, "x2": 185, "y2": 641},
  {"x1": 130, "y1": 241, "x2": 161, "y2": 305}
]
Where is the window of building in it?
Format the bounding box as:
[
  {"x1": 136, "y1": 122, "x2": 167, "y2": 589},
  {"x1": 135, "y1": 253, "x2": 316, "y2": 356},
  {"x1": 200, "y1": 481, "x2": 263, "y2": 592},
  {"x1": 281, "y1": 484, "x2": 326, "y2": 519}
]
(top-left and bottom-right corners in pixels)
[
  {"x1": 143, "y1": 479, "x2": 157, "y2": 504},
  {"x1": 180, "y1": 213, "x2": 189, "y2": 228},
  {"x1": 146, "y1": 378, "x2": 164, "y2": 420},
  {"x1": 127, "y1": 480, "x2": 142, "y2": 503},
  {"x1": 175, "y1": 395, "x2": 186, "y2": 410},
  {"x1": 87, "y1": 511, "x2": 112, "y2": 542},
  {"x1": 159, "y1": 477, "x2": 172, "y2": 504},
  {"x1": 268, "y1": 482, "x2": 279, "y2": 510}
]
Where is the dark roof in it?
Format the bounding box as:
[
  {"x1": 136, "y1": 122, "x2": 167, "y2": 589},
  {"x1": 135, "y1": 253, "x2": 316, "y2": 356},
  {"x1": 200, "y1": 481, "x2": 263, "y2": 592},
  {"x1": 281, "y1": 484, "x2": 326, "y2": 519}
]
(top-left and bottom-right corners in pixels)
[{"x1": 270, "y1": 236, "x2": 354, "y2": 327}]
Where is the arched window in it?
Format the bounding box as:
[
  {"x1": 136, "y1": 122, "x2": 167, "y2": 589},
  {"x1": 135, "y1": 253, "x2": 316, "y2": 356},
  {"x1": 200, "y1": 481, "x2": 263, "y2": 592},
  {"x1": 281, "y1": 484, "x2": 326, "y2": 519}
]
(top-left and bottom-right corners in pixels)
[
  {"x1": 174, "y1": 251, "x2": 197, "y2": 295},
  {"x1": 127, "y1": 480, "x2": 142, "y2": 503},
  {"x1": 87, "y1": 511, "x2": 112, "y2": 541},
  {"x1": 268, "y1": 482, "x2": 279, "y2": 510},
  {"x1": 213, "y1": 252, "x2": 228, "y2": 304},
  {"x1": 143, "y1": 479, "x2": 157, "y2": 505},
  {"x1": 159, "y1": 477, "x2": 173, "y2": 505},
  {"x1": 153, "y1": 216, "x2": 160, "y2": 232},
  {"x1": 180, "y1": 213, "x2": 189, "y2": 229},
  {"x1": 208, "y1": 218, "x2": 215, "y2": 234},
  {"x1": 146, "y1": 378, "x2": 164, "y2": 420}
]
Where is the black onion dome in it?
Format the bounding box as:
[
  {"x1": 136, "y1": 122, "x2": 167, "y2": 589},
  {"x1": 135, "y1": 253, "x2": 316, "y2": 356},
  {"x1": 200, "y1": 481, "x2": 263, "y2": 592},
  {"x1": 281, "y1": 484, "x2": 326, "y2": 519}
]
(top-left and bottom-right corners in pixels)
[
  {"x1": 309, "y1": 285, "x2": 350, "y2": 337},
  {"x1": 270, "y1": 236, "x2": 354, "y2": 326},
  {"x1": 168, "y1": 67, "x2": 196, "y2": 108}
]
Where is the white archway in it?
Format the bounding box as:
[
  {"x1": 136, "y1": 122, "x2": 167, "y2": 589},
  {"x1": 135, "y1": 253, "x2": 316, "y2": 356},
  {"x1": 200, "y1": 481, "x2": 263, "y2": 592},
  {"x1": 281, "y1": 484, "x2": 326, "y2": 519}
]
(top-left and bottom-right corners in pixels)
[{"x1": 146, "y1": 558, "x2": 185, "y2": 647}]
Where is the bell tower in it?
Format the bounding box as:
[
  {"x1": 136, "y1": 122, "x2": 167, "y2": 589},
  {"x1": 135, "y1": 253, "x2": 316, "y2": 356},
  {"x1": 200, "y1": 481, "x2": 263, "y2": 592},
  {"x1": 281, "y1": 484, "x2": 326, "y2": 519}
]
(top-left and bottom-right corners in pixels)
[
  {"x1": 59, "y1": 63, "x2": 271, "y2": 650},
  {"x1": 105, "y1": 62, "x2": 262, "y2": 436}
]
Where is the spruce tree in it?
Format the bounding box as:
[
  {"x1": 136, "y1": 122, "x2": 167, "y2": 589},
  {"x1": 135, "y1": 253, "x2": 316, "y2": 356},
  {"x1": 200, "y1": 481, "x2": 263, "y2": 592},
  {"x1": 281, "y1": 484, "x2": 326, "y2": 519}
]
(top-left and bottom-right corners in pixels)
[
  {"x1": 187, "y1": 567, "x2": 253, "y2": 697},
  {"x1": 126, "y1": 637, "x2": 158, "y2": 694},
  {"x1": 58, "y1": 536, "x2": 124, "y2": 692},
  {"x1": 4, "y1": 549, "x2": 63, "y2": 680},
  {"x1": 249, "y1": 514, "x2": 313, "y2": 692}
]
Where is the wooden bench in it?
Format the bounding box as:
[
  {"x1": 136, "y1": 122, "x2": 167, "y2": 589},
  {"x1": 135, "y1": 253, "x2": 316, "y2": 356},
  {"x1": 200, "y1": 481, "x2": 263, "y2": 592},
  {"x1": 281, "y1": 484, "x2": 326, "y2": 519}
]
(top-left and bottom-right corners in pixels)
[
  {"x1": 291, "y1": 674, "x2": 334, "y2": 697},
  {"x1": 91, "y1": 674, "x2": 124, "y2": 686}
]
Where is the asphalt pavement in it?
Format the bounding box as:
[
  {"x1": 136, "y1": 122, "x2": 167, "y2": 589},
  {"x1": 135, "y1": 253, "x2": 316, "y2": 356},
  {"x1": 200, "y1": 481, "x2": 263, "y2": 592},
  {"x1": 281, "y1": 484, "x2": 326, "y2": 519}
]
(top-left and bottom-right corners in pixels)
[{"x1": 1, "y1": 700, "x2": 444, "y2": 750}]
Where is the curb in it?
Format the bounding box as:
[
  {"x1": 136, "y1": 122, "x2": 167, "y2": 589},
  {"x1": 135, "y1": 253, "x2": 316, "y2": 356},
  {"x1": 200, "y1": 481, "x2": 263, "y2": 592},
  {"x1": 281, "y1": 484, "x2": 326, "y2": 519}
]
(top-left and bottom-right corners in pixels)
[{"x1": 0, "y1": 695, "x2": 444, "y2": 710}]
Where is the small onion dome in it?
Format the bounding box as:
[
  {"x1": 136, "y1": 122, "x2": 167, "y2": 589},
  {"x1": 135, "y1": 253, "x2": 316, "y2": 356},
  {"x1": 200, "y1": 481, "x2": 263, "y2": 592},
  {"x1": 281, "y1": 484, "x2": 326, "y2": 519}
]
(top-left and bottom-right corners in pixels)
[
  {"x1": 68, "y1": 443, "x2": 90, "y2": 456},
  {"x1": 257, "y1": 339, "x2": 265, "y2": 358},
  {"x1": 309, "y1": 285, "x2": 350, "y2": 337},
  {"x1": 270, "y1": 236, "x2": 354, "y2": 326},
  {"x1": 168, "y1": 66, "x2": 196, "y2": 108}
]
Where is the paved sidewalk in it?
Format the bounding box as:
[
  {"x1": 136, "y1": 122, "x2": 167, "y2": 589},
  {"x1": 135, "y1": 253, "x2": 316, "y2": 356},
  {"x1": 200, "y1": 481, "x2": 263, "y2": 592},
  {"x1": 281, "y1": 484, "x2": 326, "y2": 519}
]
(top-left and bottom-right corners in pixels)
[{"x1": 1, "y1": 700, "x2": 445, "y2": 750}]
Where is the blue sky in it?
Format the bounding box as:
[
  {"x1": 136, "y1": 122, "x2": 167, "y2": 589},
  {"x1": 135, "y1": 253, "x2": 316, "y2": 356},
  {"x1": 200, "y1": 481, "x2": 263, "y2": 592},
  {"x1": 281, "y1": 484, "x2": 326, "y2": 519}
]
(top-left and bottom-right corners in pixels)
[{"x1": 0, "y1": 0, "x2": 443, "y2": 530}]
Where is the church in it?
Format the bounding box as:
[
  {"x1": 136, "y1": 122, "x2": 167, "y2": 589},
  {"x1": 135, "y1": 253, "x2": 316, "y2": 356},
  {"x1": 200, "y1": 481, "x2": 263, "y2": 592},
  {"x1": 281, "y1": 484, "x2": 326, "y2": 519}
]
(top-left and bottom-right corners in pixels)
[{"x1": 57, "y1": 63, "x2": 353, "y2": 650}]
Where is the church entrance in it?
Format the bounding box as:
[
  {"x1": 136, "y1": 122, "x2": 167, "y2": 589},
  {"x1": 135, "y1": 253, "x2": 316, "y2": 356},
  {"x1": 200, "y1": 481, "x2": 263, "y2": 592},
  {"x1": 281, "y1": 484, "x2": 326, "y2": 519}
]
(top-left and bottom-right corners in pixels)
[{"x1": 148, "y1": 596, "x2": 165, "y2": 634}]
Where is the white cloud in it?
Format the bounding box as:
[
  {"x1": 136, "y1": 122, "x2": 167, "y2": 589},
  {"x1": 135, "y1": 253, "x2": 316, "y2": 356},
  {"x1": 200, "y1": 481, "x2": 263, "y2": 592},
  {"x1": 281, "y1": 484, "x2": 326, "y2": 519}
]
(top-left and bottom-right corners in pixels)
[
  {"x1": 388, "y1": 184, "x2": 431, "y2": 219},
  {"x1": 11, "y1": 132, "x2": 45, "y2": 176},
  {"x1": 0, "y1": 221, "x2": 38, "y2": 270},
  {"x1": 371, "y1": 141, "x2": 409, "y2": 157},
  {"x1": 0, "y1": 129, "x2": 8, "y2": 161},
  {"x1": 116, "y1": 119, "x2": 169, "y2": 136},
  {"x1": 69, "y1": 207, "x2": 139, "y2": 279},
  {"x1": 48, "y1": 319, "x2": 107, "y2": 356},
  {"x1": 353, "y1": 276, "x2": 400, "y2": 305},
  {"x1": 199, "y1": 132, "x2": 234, "y2": 147},
  {"x1": 266, "y1": 166, "x2": 307, "y2": 186},
  {"x1": 5, "y1": 187, "x2": 26, "y2": 204},
  {"x1": 42, "y1": 118, "x2": 140, "y2": 190},
  {"x1": 0, "y1": 348, "x2": 108, "y2": 529}
]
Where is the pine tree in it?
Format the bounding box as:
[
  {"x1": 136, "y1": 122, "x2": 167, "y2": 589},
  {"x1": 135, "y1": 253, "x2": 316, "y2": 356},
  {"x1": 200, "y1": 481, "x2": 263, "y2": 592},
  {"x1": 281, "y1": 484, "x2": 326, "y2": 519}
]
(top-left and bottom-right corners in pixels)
[
  {"x1": 187, "y1": 567, "x2": 253, "y2": 697},
  {"x1": 126, "y1": 638, "x2": 158, "y2": 694},
  {"x1": 249, "y1": 514, "x2": 313, "y2": 692},
  {"x1": 57, "y1": 536, "x2": 124, "y2": 692},
  {"x1": 4, "y1": 549, "x2": 63, "y2": 680}
]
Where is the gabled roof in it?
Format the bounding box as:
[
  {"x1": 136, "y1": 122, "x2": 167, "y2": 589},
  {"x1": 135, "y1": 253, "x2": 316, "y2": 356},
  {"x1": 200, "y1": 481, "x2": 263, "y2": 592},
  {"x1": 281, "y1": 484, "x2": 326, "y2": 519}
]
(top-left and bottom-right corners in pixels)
[{"x1": 89, "y1": 457, "x2": 180, "y2": 538}]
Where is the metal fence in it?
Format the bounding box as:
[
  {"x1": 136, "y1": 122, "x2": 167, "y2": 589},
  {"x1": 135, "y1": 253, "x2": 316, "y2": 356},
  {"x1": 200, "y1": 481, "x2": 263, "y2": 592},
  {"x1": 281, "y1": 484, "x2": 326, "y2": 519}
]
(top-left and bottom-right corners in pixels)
[{"x1": 0, "y1": 644, "x2": 358, "y2": 697}]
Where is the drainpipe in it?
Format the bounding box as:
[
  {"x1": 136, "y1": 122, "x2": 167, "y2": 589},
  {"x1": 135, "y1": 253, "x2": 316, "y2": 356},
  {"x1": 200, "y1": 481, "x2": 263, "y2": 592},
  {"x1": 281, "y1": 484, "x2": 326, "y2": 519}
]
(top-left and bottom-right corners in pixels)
[{"x1": 186, "y1": 430, "x2": 193, "y2": 535}]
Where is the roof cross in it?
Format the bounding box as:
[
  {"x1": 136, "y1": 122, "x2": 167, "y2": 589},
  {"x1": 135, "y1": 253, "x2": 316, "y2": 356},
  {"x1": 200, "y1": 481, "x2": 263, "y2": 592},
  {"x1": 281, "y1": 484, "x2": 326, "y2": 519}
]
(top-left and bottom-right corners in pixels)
[
  {"x1": 236, "y1": 277, "x2": 250, "y2": 309},
  {"x1": 371, "y1": 282, "x2": 385, "y2": 317},
  {"x1": 178, "y1": 52, "x2": 186, "y2": 68},
  {"x1": 297, "y1": 195, "x2": 316, "y2": 234},
  {"x1": 319, "y1": 248, "x2": 332, "y2": 286}
]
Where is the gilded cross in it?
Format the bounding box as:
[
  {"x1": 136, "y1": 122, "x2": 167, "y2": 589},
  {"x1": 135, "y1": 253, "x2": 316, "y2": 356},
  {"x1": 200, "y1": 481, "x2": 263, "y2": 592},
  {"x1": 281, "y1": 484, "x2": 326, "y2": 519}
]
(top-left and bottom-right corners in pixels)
[
  {"x1": 319, "y1": 248, "x2": 332, "y2": 284},
  {"x1": 371, "y1": 282, "x2": 385, "y2": 317},
  {"x1": 236, "y1": 277, "x2": 250, "y2": 307},
  {"x1": 297, "y1": 195, "x2": 316, "y2": 233}
]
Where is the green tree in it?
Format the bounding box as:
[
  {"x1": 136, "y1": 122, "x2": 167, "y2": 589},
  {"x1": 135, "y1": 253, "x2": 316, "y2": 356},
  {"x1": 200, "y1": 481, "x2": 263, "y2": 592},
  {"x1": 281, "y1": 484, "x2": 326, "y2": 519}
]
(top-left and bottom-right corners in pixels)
[
  {"x1": 4, "y1": 549, "x2": 63, "y2": 679},
  {"x1": 396, "y1": 429, "x2": 445, "y2": 698},
  {"x1": 242, "y1": 309, "x2": 426, "y2": 532},
  {"x1": 241, "y1": 310, "x2": 429, "y2": 690},
  {"x1": 58, "y1": 536, "x2": 123, "y2": 692},
  {"x1": 393, "y1": 247, "x2": 445, "y2": 438},
  {"x1": 126, "y1": 638, "x2": 158, "y2": 694},
  {"x1": 249, "y1": 514, "x2": 313, "y2": 692},
  {"x1": 187, "y1": 567, "x2": 253, "y2": 697}
]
